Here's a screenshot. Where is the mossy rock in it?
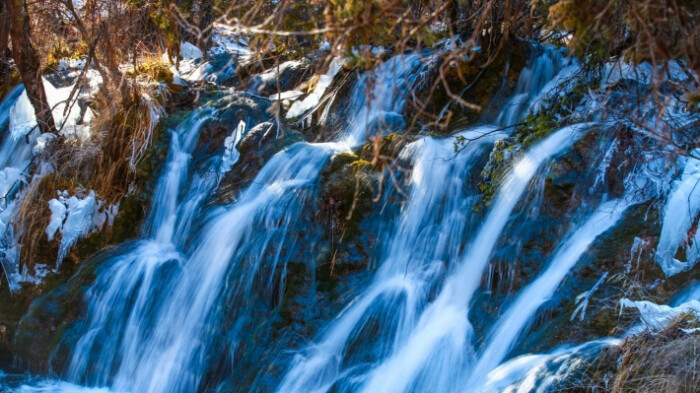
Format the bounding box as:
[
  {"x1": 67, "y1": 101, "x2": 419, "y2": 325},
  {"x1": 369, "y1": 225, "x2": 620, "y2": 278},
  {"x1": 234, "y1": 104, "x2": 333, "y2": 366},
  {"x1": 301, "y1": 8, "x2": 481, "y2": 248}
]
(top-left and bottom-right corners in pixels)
[
  {"x1": 12, "y1": 243, "x2": 136, "y2": 374},
  {"x1": 326, "y1": 151, "x2": 360, "y2": 173},
  {"x1": 359, "y1": 132, "x2": 408, "y2": 164},
  {"x1": 319, "y1": 151, "x2": 375, "y2": 237}
]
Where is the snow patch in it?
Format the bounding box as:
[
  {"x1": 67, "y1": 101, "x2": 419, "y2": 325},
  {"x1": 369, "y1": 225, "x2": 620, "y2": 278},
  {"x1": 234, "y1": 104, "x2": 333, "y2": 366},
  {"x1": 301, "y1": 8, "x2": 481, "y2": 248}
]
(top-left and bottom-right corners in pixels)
[
  {"x1": 180, "y1": 42, "x2": 203, "y2": 60},
  {"x1": 46, "y1": 190, "x2": 119, "y2": 268},
  {"x1": 256, "y1": 60, "x2": 304, "y2": 89},
  {"x1": 46, "y1": 199, "x2": 67, "y2": 241},
  {"x1": 269, "y1": 90, "x2": 305, "y2": 101},
  {"x1": 655, "y1": 153, "x2": 700, "y2": 276},
  {"x1": 57, "y1": 58, "x2": 87, "y2": 71},
  {"x1": 620, "y1": 298, "x2": 700, "y2": 331},
  {"x1": 209, "y1": 24, "x2": 249, "y2": 57},
  {"x1": 286, "y1": 58, "x2": 344, "y2": 119},
  {"x1": 33, "y1": 133, "x2": 57, "y2": 155},
  {"x1": 11, "y1": 75, "x2": 102, "y2": 141}
]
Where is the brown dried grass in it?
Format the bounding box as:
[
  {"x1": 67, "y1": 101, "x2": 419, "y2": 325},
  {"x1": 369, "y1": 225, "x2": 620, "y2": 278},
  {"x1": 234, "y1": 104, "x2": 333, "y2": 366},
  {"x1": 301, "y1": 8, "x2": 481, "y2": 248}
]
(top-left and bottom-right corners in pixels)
[
  {"x1": 14, "y1": 81, "x2": 164, "y2": 272},
  {"x1": 608, "y1": 315, "x2": 700, "y2": 393}
]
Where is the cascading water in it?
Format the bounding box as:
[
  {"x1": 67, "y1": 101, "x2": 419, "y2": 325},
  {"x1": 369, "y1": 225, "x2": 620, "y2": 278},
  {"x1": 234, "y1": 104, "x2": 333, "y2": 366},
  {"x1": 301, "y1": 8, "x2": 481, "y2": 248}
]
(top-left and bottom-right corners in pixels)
[
  {"x1": 475, "y1": 337, "x2": 621, "y2": 393},
  {"x1": 3, "y1": 41, "x2": 695, "y2": 393},
  {"x1": 65, "y1": 108, "x2": 218, "y2": 388},
  {"x1": 274, "y1": 125, "x2": 501, "y2": 393},
  {"x1": 356, "y1": 123, "x2": 591, "y2": 393},
  {"x1": 495, "y1": 46, "x2": 570, "y2": 127},
  {"x1": 53, "y1": 53, "x2": 431, "y2": 393},
  {"x1": 273, "y1": 47, "x2": 588, "y2": 393},
  {"x1": 465, "y1": 198, "x2": 631, "y2": 391}
]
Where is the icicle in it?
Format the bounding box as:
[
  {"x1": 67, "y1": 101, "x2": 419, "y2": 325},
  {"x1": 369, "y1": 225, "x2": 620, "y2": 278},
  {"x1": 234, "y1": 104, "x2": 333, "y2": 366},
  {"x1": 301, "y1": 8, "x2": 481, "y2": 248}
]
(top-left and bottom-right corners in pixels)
[
  {"x1": 219, "y1": 120, "x2": 246, "y2": 173},
  {"x1": 571, "y1": 272, "x2": 608, "y2": 321}
]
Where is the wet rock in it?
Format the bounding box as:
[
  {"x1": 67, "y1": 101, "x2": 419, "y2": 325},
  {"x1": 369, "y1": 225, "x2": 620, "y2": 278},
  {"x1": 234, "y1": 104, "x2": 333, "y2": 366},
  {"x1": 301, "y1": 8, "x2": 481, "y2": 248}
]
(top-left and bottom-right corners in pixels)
[
  {"x1": 193, "y1": 90, "x2": 271, "y2": 164},
  {"x1": 320, "y1": 151, "x2": 377, "y2": 239},
  {"x1": 211, "y1": 121, "x2": 306, "y2": 205},
  {"x1": 409, "y1": 40, "x2": 531, "y2": 133},
  {"x1": 248, "y1": 60, "x2": 311, "y2": 97},
  {"x1": 12, "y1": 244, "x2": 133, "y2": 374}
]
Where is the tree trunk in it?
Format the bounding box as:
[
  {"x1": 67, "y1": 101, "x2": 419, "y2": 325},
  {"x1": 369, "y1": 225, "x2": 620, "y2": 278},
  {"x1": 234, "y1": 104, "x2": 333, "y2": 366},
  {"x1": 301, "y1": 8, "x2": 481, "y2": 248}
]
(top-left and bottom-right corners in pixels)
[
  {"x1": 6, "y1": 0, "x2": 56, "y2": 134},
  {"x1": 198, "y1": 0, "x2": 214, "y2": 55},
  {"x1": 0, "y1": 0, "x2": 12, "y2": 89}
]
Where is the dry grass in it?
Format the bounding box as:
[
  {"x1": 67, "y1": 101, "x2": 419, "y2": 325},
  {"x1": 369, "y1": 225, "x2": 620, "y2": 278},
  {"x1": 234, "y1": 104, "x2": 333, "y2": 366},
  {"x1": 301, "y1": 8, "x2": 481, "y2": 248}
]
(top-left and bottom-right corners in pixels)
[
  {"x1": 563, "y1": 315, "x2": 700, "y2": 393},
  {"x1": 608, "y1": 315, "x2": 700, "y2": 393},
  {"x1": 90, "y1": 85, "x2": 165, "y2": 203},
  {"x1": 14, "y1": 80, "x2": 165, "y2": 272},
  {"x1": 15, "y1": 175, "x2": 75, "y2": 271}
]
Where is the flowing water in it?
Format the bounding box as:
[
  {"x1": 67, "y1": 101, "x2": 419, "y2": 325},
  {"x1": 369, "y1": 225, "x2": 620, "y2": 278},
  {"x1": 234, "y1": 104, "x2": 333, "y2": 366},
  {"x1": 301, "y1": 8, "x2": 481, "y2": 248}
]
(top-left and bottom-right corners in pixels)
[
  {"x1": 465, "y1": 199, "x2": 631, "y2": 391},
  {"x1": 274, "y1": 125, "x2": 501, "y2": 393},
  {"x1": 0, "y1": 46, "x2": 685, "y2": 393},
  {"x1": 17, "y1": 54, "x2": 431, "y2": 393},
  {"x1": 274, "y1": 48, "x2": 601, "y2": 393},
  {"x1": 354, "y1": 123, "x2": 592, "y2": 393}
]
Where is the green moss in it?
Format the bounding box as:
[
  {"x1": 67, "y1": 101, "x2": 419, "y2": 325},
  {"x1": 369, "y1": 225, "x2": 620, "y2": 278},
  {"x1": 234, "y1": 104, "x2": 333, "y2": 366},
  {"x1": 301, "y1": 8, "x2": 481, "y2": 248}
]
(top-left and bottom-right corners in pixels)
[
  {"x1": 0, "y1": 71, "x2": 20, "y2": 102},
  {"x1": 359, "y1": 133, "x2": 406, "y2": 163},
  {"x1": 349, "y1": 159, "x2": 372, "y2": 170},
  {"x1": 328, "y1": 152, "x2": 361, "y2": 173},
  {"x1": 128, "y1": 61, "x2": 175, "y2": 86},
  {"x1": 521, "y1": 112, "x2": 561, "y2": 147},
  {"x1": 475, "y1": 73, "x2": 592, "y2": 209},
  {"x1": 338, "y1": 151, "x2": 360, "y2": 160}
]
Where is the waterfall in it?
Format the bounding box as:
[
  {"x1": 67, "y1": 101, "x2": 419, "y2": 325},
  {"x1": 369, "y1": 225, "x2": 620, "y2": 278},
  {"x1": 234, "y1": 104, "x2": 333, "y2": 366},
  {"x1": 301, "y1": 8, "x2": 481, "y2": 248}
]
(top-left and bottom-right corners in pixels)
[
  {"x1": 66, "y1": 108, "x2": 221, "y2": 387},
  {"x1": 495, "y1": 46, "x2": 569, "y2": 127},
  {"x1": 274, "y1": 47, "x2": 589, "y2": 393},
  {"x1": 62, "y1": 53, "x2": 428, "y2": 393},
  {"x1": 145, "y1": 108, "x2": 216, "y2": 244},
  {"x1": 465, "y1": 199, "x2": 630, "y2": 391},
  {"x1": 274, "y1": 126, "x2": 500, "y2": 393},
  {"x1": 357, "y1": 123, "x2": 590, "y2": 393},
  {"x1": 3, "y1": 42, "x2": 685, "y2": 393}
]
